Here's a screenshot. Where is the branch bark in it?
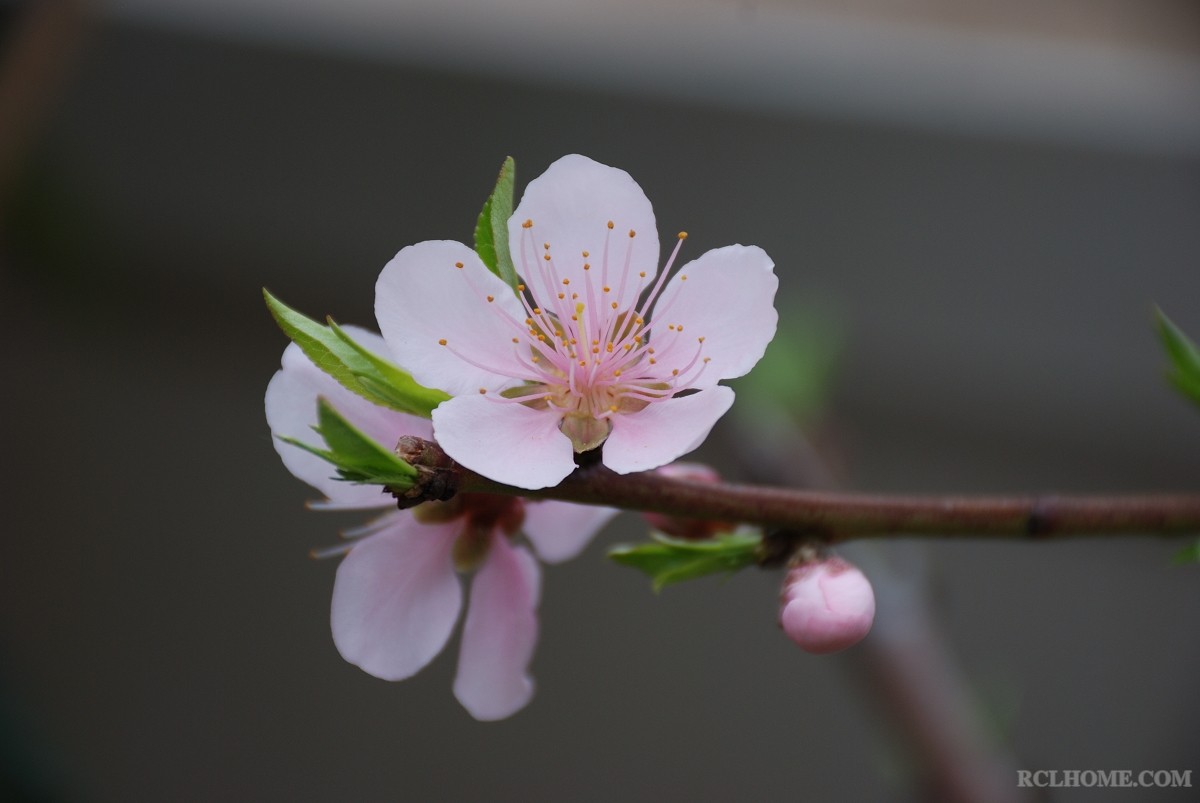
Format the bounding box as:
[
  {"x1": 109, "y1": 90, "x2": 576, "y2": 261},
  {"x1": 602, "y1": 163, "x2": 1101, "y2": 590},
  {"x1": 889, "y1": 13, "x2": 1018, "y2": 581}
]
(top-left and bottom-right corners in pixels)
[{"x1": 392, "y1": 438, "x2": 1200, "y2": 544}]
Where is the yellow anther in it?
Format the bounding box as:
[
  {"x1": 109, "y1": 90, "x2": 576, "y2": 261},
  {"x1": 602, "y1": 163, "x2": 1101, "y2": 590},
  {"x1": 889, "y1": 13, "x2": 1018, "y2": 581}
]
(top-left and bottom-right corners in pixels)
[
  {"x1": 677, "y1": 325, "x2": 684, "y2": 332},
  {"x1": 680, "y1": 275, "x2": 687, "y2": 281},
  {"x1": 576, "y1": 302, "x2": 585, "y2": 314},
  {"x1": 533, "y1": 308, "x2": 542, "y2": 315},
  {"x1": 672, "y1": 369, "x2": 679, "y2": 376},
  {"x1": 634, "y1": 336, "x2": 642, "y2": 343},
  {"x1": 569, "y1": 338, "x2": 577, "y2": 345},
  {"x1": 562, "y1": 278, "x2": 570, "y2": 285},
  {"x1": 609, "y1": 405, "x2": 618, "y2": 413},
  {"x1": 572, "y1": 293, "x2": 579, "y2": 299},
  {"x1": 603, "y1": 286, "x2": 611, "y2": 293},
  {"x1": 579, "y1": 360, "x2": 587, "y2": 367},
  {"x1": 698, "y1": 336, "x2": 705, "y2": 343},
  {"x1": 478, "y1": 388, "x2": 487, "y2": 394},
  {"x1": 517, "y1": 284, "x2": 526, "y2": 292},
  {"x1": 605, "y1": 343, "x2": 613, "y2": 352},
  {"x1": 543, "y1": 242, "x2": 550, "y2": 250},
  {"x1": 558, "y1": 292, "x2": 565, "y2": 300},
  {"x1": 628, "y1": 229, "x2": 636, "y2": 238},
  {"x1": 582, "y1": 250, "x2": 589, "y2": 257},
  {"x1": 592, "y1": 339, "x2": 599, "y2": 345},
  {"x1": 592, "y1": 347, "x2": 599, "y2": 354},
  {"x1": 571, "y1": 315, "x2": 578, "y2": 321},
  {"x1": 639, "y1": 271, "x2": 646, "y2": 278},
  {"x1": 583, "y1": 263, "x2": 590, "y2": 270},
  {"x1": 636, "y1": 317, "x2": 644, "y2": 325},
  {"x1": 454, "y1": 262, "x2": 464, "y2": 269},
  {"x1": 678, "y1": 231, "x2": 688, "y2": 240},
  {"x1": 525, "y1": 318, "x2": 533, "y2": 325},
  {"x1": 703, "y1": 357, "x2": 711, "y2": 363},
  {"x1": 438, "y1": 339, "x2": 447, "y2": 346},
  {"x1": 607, "y1": 220, "x2": 614, "y2": 229},
  {"x1": 611, "y1": 301, "x2": 618, "y2": 309},
  {"x1": 532, "y1": 355, "x2": 540, "y2": 362},
  {"x1": 486, "y1": 295, "x2": 494, "y2": 302},
  {"x1": 668, "y1": 324, "x2": 675, "y2": 331},
  {"x1": 623, "y1": 344, "x2": 632, "y2": 351},
  {"x1": 614, "y1": 369, "x2": 622, "y2": 377},
  {"x1": 649, "y1": 358, "x2": 657, "y2": 364},
  {"x1": 648, "y1": 347, "x2": 655, "y2": 354},
  {"x1": 543, "y1": 254, "x2": 551, "y2": 261},
  {"x1": 512, "y1": 338, "x2": 519, "y2": 343},
  {"x1": 522, "y1": 219, "x2": 533, "y2": 228},
  {"x1": 537, "y1": 334, "x2": 546, "y2": 342}
]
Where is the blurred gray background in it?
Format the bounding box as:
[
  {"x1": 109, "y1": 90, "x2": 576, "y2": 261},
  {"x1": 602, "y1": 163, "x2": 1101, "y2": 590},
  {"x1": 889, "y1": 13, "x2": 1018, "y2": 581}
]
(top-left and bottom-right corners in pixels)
[{"x1": 2, "y1": 1, "x2": 1198, "y2": 800}]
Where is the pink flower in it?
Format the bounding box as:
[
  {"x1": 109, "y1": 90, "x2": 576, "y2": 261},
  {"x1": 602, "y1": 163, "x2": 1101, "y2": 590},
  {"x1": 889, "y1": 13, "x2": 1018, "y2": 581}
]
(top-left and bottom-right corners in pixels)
[
  {"x1": 265, "y1": 328, "x2": 615, "y2": 720},
  {"x1": 779, "y1": 556, "x2": 876, "y2": 654},
  {"x1": 376, "y1": 154, "x2": 778, "y2": 490}
]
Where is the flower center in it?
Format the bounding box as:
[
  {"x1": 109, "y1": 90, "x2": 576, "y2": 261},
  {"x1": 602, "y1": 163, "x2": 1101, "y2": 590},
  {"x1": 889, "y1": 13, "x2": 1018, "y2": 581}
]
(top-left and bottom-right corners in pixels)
[{"x1": 441, "y1": 220, "x2": 712, "y2": 452}]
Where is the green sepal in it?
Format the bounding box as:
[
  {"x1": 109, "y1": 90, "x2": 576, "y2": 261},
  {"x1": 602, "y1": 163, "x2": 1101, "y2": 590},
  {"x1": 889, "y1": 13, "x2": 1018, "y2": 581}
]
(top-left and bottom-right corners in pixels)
[
  {"x1": 1154, "y1": 307, "x2": 1200, "y2": 408},
  {"x1": 1171, "y1": 538, "x2": 1200, "y2": 565},
  {"x1": 264, "y1": 288, "x2": 449, "y2": 417},
  {"x1": 278, "y1": 397, "x2": 418, "y2": 488},
  {"x1": 608, "y1": 530, "x2": 762, "y2": 591},
  {"x1": 473, "y1": 156, "x2": 520, "y2": 291}
]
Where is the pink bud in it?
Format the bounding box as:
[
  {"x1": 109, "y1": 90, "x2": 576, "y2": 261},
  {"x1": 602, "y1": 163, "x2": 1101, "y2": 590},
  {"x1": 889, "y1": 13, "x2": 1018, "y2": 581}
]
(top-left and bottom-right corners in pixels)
[{"x1": 779, "y1": 556, "x2": 875, "y2": 654}]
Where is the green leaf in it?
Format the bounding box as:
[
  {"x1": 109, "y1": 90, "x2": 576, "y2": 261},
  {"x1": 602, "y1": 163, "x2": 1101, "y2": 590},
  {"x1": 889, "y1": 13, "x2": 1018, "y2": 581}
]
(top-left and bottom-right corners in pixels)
[
  {"x1": 279, "y1": 397, "x2": 418, "y2": 487},
  {"x1": 1155, "y1": 307, "x2": 1200, "y2": 408},
  {"x1": 1171, "y1": 538, "x2": 1200, "y2": 565},
  {"x1": 473, "y1": 156, "x2": 519, "y2": 290},
  {"x1": 326, "y1": 320, "x2": 449, "y2": 416},
  {"x1": 609, "y1": 531, "x2": 762, "y2": 591},
  {"x1": 264, "y1": 288, "x2": 449, "y2": 417}
]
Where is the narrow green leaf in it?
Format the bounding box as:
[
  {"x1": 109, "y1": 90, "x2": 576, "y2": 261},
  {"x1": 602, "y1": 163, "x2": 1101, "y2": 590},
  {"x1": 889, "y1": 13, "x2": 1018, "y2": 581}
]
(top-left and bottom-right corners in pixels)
[
  {"x1": 327, "y1": 319, "x2": 449, "y2": 416},
  {"x1": 279, "y1": 397, "x2": 417, "y2": 487},
  {"x1": 263, "y1": 288, "x2": 448, "y2": 417},
  {"x1": 1155, "y1": 307, "x2": 1200, "y2": 408},
  {"x1": 1171, "y1": 538, "x2": 1200, "y2": 565},
  {"x1": 473, "y1": 156, "x2": 519, "y2": 290},
  {"x1": 609, "y1": 531, "x2": 762, "y2": 591}
]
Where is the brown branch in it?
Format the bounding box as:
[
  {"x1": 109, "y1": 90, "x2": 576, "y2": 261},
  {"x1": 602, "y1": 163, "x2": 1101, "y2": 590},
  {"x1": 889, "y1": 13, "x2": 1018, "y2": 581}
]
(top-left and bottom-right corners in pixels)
[{"x1": 392, "y1": 438, "x2": 1200, "y2": 544}]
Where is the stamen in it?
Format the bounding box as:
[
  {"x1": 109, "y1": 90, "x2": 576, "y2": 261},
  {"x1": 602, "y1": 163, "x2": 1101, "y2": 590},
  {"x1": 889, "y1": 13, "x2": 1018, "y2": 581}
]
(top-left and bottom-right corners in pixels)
[{"x1": 310, "y1": 542, "x2": 355, "y2": 560}]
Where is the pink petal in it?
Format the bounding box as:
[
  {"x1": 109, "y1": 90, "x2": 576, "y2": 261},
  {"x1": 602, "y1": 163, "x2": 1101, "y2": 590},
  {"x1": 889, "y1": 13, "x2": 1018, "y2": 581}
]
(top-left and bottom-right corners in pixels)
[
  {"x1": 453, "y1": 537, "x2": 541, "y2": 721},
  {"x1": 647, "y1": 245, "x2": 778, "y2": 388},
  {"x1": 522, "y1": 501, "x2": 618, "y2": 563},
  {"x1": 266, "y1": 336, "x2": 431, "y2": 507},
  {"x1": 375, "y1": 241, "x2": 530, "y2": 397},
  {"x1": 601, "y1": 386, "x2": 735, "y2": 475},
  {"x1": 330, "y1": 513, "x2": 462, "y2": 680},
  {"x1": 432, "y1": 394, "x2": 577, "y2": 490},
  {"x1": 507, "y1": 155, "x2": 659, "y2": 312}
]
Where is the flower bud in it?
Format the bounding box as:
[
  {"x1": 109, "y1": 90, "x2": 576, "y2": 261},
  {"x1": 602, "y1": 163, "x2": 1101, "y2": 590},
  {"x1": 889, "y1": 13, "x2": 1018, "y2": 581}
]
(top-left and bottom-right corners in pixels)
[
  {"x1": 642, "y1": 462, "x2": 736, "y2": 540},
  {"x1": 779, "y1": 556, "x2": 875, "y2": 654}
]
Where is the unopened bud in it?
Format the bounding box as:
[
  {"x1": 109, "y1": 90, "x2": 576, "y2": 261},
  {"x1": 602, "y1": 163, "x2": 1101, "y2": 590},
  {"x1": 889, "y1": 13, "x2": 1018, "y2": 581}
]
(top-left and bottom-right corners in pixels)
[
  {"x1": 779, "y1": 556, "x2": 875, "y2": 654},
  {"x1": 643, "y1": 463, "x2": 736, "y2": 540}
]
